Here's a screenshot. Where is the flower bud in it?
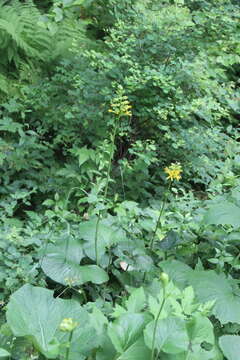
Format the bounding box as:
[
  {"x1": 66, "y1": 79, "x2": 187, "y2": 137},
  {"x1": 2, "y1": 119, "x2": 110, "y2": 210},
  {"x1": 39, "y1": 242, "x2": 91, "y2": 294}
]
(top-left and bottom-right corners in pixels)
[
  {"x1": 59, "y1": 318, "x2": 78, "y2": 332},
  {"x1": 160, "y1": 272, "x2": 169, "y2": 287}
]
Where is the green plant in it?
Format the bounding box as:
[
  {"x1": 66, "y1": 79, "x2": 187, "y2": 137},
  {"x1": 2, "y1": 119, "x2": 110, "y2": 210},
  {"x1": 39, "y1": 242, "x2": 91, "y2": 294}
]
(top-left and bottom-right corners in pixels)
[
  {"x1": 94, "y1": 86, "x2": 132, "y2": 265},
  {"x1": 0, "y1": 1, "x2": 240, "y2": 359},
  {"x1": 150, "y1": 273, "x2": 168, "y2": 360},
  {"x1": 0, "y1": 219, "x2": 45, "y2": 299},
  {"x1": 149, "y1": 163, "x2": 182, "y2": 251},
  {"x1": 4, "y1": 274, "x2": 221, "y2": 359}
]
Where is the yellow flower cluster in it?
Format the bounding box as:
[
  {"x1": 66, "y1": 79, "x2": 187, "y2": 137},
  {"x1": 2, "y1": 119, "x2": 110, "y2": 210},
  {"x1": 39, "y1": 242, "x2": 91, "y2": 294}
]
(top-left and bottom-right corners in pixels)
[
  {"x1": 164, "y1": 163, "x2": 182, "y2": 181},
  {"x1": 108, "y1": 87, "x2": 132, "y2": 117},
  {"x1": 59, "y1": 318, "x2": 78, "y2": 332}
]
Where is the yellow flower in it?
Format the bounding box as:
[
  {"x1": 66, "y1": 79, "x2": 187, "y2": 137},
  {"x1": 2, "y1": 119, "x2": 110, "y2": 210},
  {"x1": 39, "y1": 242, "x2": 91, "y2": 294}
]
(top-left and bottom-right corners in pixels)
[
  {"x1": 164, "y1": 163, "x2": 182, "y2": 181},
  {"x1": 59, "y1": 318, "x2": 78, "y2": 332},
  {"x1": 108, "y1": 86, "x2": 132, "y2": 117}
]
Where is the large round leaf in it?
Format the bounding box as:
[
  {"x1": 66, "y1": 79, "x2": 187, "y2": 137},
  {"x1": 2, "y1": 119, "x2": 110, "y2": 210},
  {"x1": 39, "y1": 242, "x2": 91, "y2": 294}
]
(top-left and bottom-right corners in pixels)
[{"x1": 6, "y1": 284, "x2": 88, "y2": 358}]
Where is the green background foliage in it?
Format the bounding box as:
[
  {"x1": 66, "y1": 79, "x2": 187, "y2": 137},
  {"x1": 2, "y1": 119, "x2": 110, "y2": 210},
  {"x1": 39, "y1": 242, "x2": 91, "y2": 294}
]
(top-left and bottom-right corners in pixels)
[{"x1": 0, "y1": 0, "x2": 240, "y2": 359}]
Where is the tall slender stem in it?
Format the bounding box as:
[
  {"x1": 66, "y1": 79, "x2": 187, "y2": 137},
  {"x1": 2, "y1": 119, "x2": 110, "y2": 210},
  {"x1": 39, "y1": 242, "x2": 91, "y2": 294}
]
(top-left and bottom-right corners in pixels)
[
  {"x1": 149, "y1": 181, "x2": 172, "y2": 251},
  {"x1": 151, "y1": 286, "x2": 166, "y2": 360},
  {"x1": 94, "y1": 116, "x2": 119, "y2": 266},
  {"x1": 94, "y1": 213, "x2": 101, "y2": 266},
  {"x1": 104, "y1": 116, "x2": 119, "y2": 200},
  {"x1": 66, "y1": 330, "x2": 73, "y2": 360}
]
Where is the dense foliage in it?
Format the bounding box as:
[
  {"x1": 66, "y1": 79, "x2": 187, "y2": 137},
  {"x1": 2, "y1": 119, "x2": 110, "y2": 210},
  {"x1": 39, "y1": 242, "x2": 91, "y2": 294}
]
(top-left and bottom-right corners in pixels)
[{"x1": 0, "y1": 0, "x2": 240, "y2": 359}]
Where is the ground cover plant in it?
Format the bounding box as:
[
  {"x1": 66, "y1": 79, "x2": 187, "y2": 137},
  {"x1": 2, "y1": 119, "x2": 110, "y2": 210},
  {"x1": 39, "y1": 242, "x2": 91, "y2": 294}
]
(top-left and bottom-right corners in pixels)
[{"x1": 0, "y1": 0, "x2": 240, "y2": 359}]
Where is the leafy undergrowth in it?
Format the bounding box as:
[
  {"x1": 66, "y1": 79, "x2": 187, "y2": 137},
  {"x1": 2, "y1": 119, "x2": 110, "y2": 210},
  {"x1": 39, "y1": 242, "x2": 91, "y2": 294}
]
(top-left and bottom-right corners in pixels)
[
  {"x1": 1, "y1": 160, "x2": 240, "y2": 360},
  {"x1": 0, "y1": 0, "x2": 240, "y2": 359}
]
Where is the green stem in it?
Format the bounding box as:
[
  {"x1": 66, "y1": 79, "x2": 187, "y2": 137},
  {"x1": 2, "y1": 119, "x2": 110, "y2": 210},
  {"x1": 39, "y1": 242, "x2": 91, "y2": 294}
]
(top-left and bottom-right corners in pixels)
[
  {"x1": 66, "y1": 330, "x2": 73, "y2": 360},
  {"x1": 94, "y1": 213, "x2": 101, "y2": 266},
  {"x1": 94, "y1": 116, "x2": 119, "y2": 266},
  {"x1": 149, "y1": 181, "x2": 172, "y2": 251},
  {"x1": 73, "y1": 287, "x2": 88, "y2": 303},
  {"x1": 151, "y1": 286, "x2": 166, "y2": 360},
  {"x1": 103, "y1": 116, "x2": 119, "y2": 200},
  {"x1": 56, "y1": 286, "x2": 69, "y2": 299}
]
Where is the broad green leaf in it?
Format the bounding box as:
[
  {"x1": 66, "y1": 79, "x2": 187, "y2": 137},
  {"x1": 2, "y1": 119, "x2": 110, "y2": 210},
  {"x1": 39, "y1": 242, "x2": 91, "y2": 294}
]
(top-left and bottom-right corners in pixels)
[
  {"x1": 181, "y1": 286, "x2": 195, "y2": 315},
  {"x1": 42, "y1": 255, "x2": 108, "y2": 285},
  {"x1": 89, "y1": 306, "x2": 108, "y2": 334},
  {"x1": 144, "y1": 316, "x2": 188, "y2": 354},
  {"x1": 204, "y1": 201, "x2": 240, "y2": 228},
  {"x1": 53, "y1": 7, "x2": 63, "y2": 22},
  {"x1": 161, "y1": 260, "x2": 192, "y2": 289},
  {"x1": 41, "y1": 236, "x2": 108, "y2": 285},
  {"x1": 118, "y1": 336, "x2": 151, "y2": 360},
  {"x1": 96, "y1": 334, "x2": 116, "y2": 360},
  {"x1": 75, "y1": 146, "x2": 92, "y2": 166},
  {"x1": 42, "y1": 235, "x2": 84, "y2": 263},
  {"x1": 58, "y1": 324, "x2": 99, "y2": 360},
  {"x1": 0, "y1": 349, "x2": 10, "y2": 357},
  {"x1": 6, "y1": 285, "x2": 88, "y2": 358},
  {"x1": 79, "y1": 219, "x2": 115, "y2": 261},
  {"x1": 184, "y1": 314, "x2": 216, "y2": 359},
  {"x1": 125, "y1": 287, "x2": 146, "y2": 313},
  {"x1": 188, "y1": 271, "x2": 240, "y2": 324},
  {"x1": 108, "y1": 313, "x2": 151, "y2": 354},
  {"x1": 187, "y1": 314, "x2": 214, "y2": 346},
  {"x1": 219, "y1": 335, "x2": 240, "y2": 360},
  {"x1": 161, "y1": 345, "x2": 223, "y2": 360},
  {"x1": 157, "y1": 230, "x2": 181, "y2": 250}
]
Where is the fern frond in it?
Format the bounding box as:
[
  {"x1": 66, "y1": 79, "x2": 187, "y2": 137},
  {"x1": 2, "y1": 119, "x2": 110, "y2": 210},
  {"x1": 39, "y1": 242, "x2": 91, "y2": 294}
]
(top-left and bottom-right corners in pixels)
[
  {"x1": 0, "y1": 0, "x2": 51, "y2": 68},
  {"x1": 0, "y1": 73, "x2": 9, "y2": 94}
]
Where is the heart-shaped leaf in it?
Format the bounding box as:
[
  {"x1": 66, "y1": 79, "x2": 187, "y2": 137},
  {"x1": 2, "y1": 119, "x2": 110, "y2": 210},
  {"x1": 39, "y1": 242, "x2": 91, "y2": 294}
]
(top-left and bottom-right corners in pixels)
[{"x1": 41, "y1": 236, "x2": 108, "y2": 285}]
